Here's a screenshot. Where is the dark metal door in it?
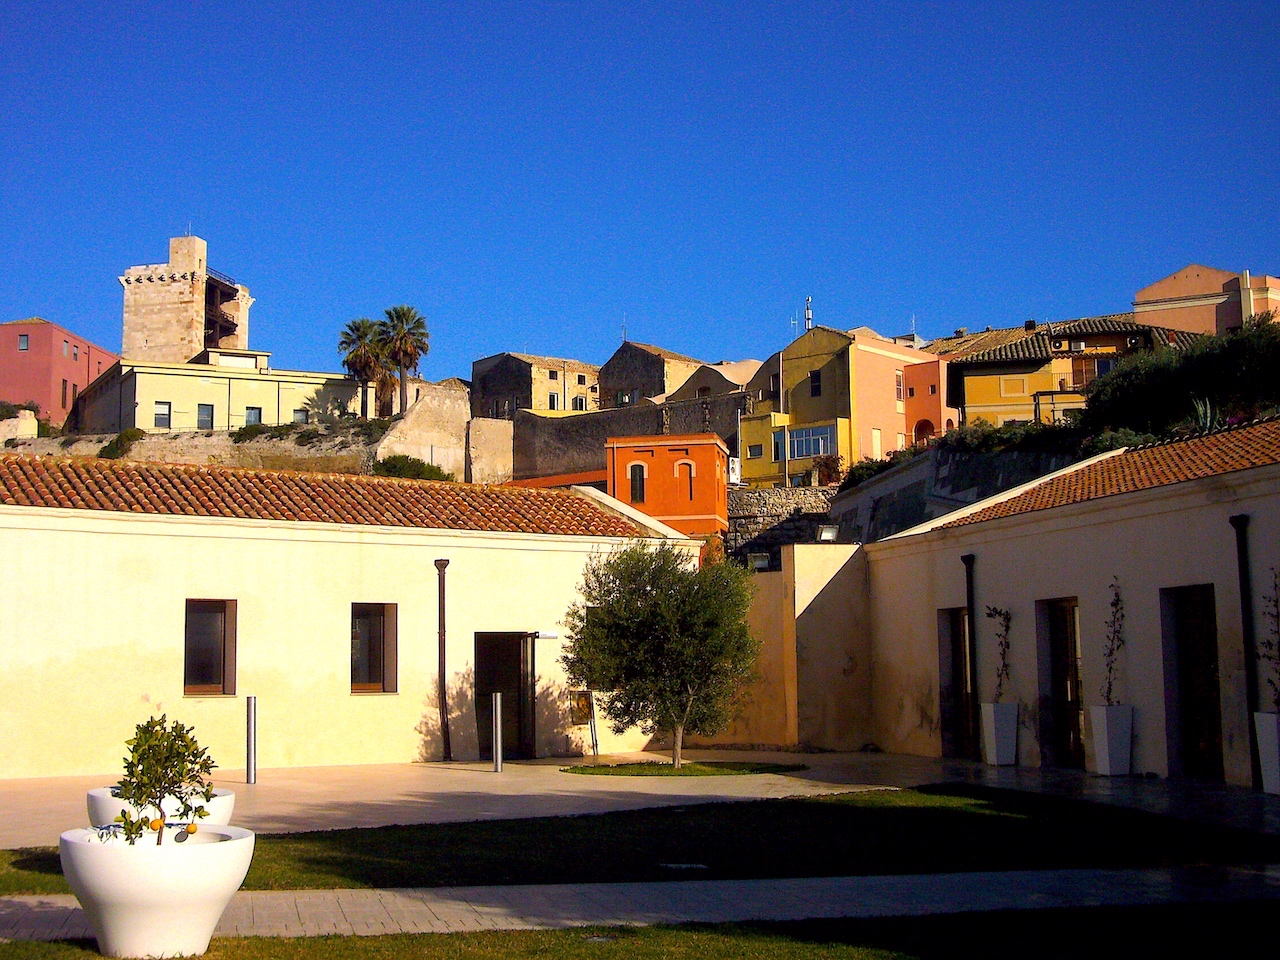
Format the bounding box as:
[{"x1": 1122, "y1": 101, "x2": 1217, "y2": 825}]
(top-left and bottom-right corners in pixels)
[
  {"x1": 1046, "y1": 599, "x2": 1085, "y2": 769},
  {"x1": 475, "y1": 633, "x2": 536, "y2": 760},
  {"x1": 1171, "y1": 586, "x2": 1224, "y2": 781}
]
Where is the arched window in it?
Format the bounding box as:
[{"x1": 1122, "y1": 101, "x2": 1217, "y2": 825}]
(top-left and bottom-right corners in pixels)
[
  {"x1": 629, "y1": 463, "x2": 646, "y2": 503},
  {"x1": 913, "y1": 419, "x2": 936, "y2": 444}
]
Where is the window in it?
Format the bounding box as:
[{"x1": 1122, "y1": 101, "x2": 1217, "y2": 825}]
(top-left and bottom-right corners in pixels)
[
  {"x1": 577, "y1": 374, "x2": 587, "y2": 385},
  {"x1": 872, "y1": 427, "x2": 882, "y2": 459},
  {"x1": 244, "y1": 407, "x2": 262, "y2": 426},
  {"x1": 930, "y1": 384, "x2": 937, "y2": 395},
  {"x1": 747, "y1": 443, "x2": 763, "y2": 459},
  {"x1": 61, "y1": 380, "x2": 68, "y2": 408},
  {"x1": 629, "y1": 463, "x2": 646, "y2": 503},
  {"x1": 351, "y1": 603, "x2": 398, "y2": 693},
  {"x1": 908, "y1": 386, "x2": 916, "y2": 398},
  {"x1": 772, "y1": 430, "x2": 784, "y2": 462},
  {"x1": 73, "y1": 345, "x2": 79, "y2": 361},
  {"x1": 769, "y1": 373, "x2": 780, "y2": 398},
  {"x1": 571, "y1": 395, "x2": 587, "y2": 411},
  {"x1": 17, "y1": 334, "x2": 28, "y2": 351},
  {"x1": 71, "y1": 383, "x2": 78, "y2": 404},
  {"x1": 897, "y1": 433, "x2": 907, "y2": 450},
  {"x1": 293, "y1": 408, "x2": 309, "y2": 424},
  {"x1": 197, "y1": 403, "x2": 214, "y2": 431},
  {"x1": 895, "y1": 371, "x2": 904, "y2": 402},
  {"x1": 184, "y1": 599, "x2": 236, "y2": 696},
  {"x1": 548, "y1": 392, "x2": 559, "y2": 410},
  {"x1": 62, "y1": 340, "x2": 68, "y2": 357},
  {"x1": 590, "y1": 384, "x2": 598, "y2": 393},
  {"x1": 154, "y1": 401, "x2": 171, "y2": 429},
  {"x1": 697, "y1": 386, "x2": 711, "y2": 398},
  {"x1": 810, "y1": 370, "x2": 822, "y2": 397},
  {"x1": 789, "y1": 425, "x2": 836, "y2": 459},
  {"x1": 549, "y1": 369, "x2": 559, "y2": 380},
  {"x1": 680, "y1": 462, "x2": 694, "y2": 500}
]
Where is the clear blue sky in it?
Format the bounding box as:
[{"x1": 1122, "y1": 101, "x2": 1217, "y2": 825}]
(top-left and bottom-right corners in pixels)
[{"x1": 2, "y1": 1, "x2": 1277, "y2": 379}]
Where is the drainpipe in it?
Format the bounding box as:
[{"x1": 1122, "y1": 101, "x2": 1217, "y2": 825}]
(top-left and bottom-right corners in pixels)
[
  {"x1": 434, "y1": 559, "x2": 453, "y2": 762},
  {"x1": 779, "y1": 351, "x2": 788, "y2": 486},
  {"x1": 962, "y1": 553, "x2": 980, "y2": 750},
  {"x1": 1229, "y1": 515, "x2": 1262, "y2": 790}
]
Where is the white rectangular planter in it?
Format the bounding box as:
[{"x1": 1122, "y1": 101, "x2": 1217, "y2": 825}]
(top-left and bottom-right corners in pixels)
[
  {"x1": 1256, "y1": 712, "x2": 1280, "y2": 795},
  {"x1": 1090, "y1": 705, "x2": 1133, "y2": 776},
  {"x1": 981, "y1": 702, "x2": 1018, "y2": 766}
]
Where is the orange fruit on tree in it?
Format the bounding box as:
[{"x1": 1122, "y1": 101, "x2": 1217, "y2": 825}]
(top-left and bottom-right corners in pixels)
[
  {"x1": 185, "y1": 823, "x2": 197, "y2": 835},
  {"x1": 149, "y1": 818, "x2": 164, "y2": 831}
]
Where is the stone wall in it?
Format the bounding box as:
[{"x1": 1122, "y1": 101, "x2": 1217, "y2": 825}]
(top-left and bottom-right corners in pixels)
[
  {"x1": 0, "y1": 411, "x2": 39, "y2": 445},
  {"x1": 512, "y1": 393, "x2": 748, "y2": 480},
  {"x1": 466, "y1": 417, "x2": 514, "y2": 484},
  {"x1": 727, "y1": 486, "x2": 839, "y2": 568},
  {"x1": 375, "y1": 381, "x2": 470, "y2": 477},
  {"x1": 597, "y1": 343, "x2": 666, "y2": 408}
]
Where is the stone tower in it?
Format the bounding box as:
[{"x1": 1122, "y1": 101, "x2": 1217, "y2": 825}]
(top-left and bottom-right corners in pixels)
[{"x1": 119, "y1": 236, "x2": 253, "y2": 363}]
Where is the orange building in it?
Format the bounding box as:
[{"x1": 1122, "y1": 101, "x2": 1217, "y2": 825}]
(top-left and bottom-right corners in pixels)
[
  {"x1": 606, "y1": 434, "x2": 729, "y2": 538},
  {"x1": 1134, "y1": 265, "x2": 1279, "y2": 335}
]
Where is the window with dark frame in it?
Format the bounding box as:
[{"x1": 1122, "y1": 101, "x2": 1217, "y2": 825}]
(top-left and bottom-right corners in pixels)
[
  {"x1": 629, "y1": 463, "x2": 645, "y2": 503},
  {"x1": 154, "y1": 401, "x2": 171, "y2": 429},
  {"x1": 895, "y1": 371, "x2": 905, "y2": 402},
  {"x1": 197, "y1": 403, "x2": 214, "y2": 431},
  {"x1": 184, "y1": 599, "x2": 236, "y2": 696},
  {"x1": 293, "y1": 408, "x2": 309, "y2": 424},
  {"x1": 810, "y1": 369, "x2": 821, "y2": 397},
  {"x1": 549, "y1": 369, "x2": 558, "y2": 379},
  {"x1": 17, "y1": 334, "x2": 28, "y2": 351},
  {"x1": 548, "y1": 392, "x2": 559, "y2": 410},
  {"x1": 351, "y1": 603, "x2": 398, "y2": 693},
  {"x1": 572, "y1": 395, "x2": 586, "y2": 410},
  {"x1": 747, "y1": 443, "x2": 763, "y2": 459},
  {"x1": 61, "y1": 380, "x2": 68, "y2": 408},
  {"x1": 577, "y1": 374, "x2": 587, "y2": 385},
  {"x1": 245, "y1": 407, "x2": 262, "y2": 426}
]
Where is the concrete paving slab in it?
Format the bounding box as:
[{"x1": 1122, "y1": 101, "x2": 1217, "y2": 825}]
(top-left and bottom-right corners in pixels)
[{"x1": 0, "y1": 865, "x2": 1186, "y2": 938}]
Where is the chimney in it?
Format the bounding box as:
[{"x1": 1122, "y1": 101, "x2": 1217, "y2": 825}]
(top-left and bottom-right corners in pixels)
[
  {"x1": 1024, "y1": 319, "x2": 1037, "y2": 331},
  {"x1": 804, "y1": 296, "x2": 813, "y2": 331}
]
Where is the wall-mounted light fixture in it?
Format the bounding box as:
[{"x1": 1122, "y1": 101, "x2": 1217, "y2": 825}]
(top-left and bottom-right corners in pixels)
[{"x1": 816, "y1": 524, "x2": 839, "y2": 543}]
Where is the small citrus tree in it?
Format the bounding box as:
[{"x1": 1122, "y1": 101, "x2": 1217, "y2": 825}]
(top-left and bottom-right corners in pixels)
[
  {"x1": 561, "y1": 541, "x2": 758, "y2": 769},
  {"x1": 114, "y1": 716, "x2": 215, "y2": 845}
]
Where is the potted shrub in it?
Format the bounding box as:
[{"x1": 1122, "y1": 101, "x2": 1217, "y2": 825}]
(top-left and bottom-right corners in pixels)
[
  {"x1": 59, "y1": 716, "x2": 255, "y2": 958},
  {"x1": 1091, "y1": 577, "x2": 1133, "y2": 776},
  {"x1": 981, "y1": 605, "x2": 1018, "y2": 766},
  {"x1": 1256, "y1": 568, "x2": 1280, "y2": 795},
  {"x1": 87, "y1": 787, "x2": 235, "y2": 828}
]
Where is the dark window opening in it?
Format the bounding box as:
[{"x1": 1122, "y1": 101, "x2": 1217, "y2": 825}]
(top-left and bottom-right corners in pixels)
[
  {"x1": 810, "y1": 370, "x2": 822, "y2": 397},
  {"x1": 184, "y1": 599, "x2": 236, "y2": 696},
  {"x1": 630, "y1": 463, "x2": 645, "y2": 503},
  {"x1": 352, "y1": 603, "x2": 398, "y2": 693},
  {"x1": 197, "y1": 403, "x2": 214, "y2": 431}
]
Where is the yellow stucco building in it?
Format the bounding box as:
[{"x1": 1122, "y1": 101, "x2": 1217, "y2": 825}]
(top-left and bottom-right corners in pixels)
[
  {"x1": 0, "y1": 456, "x2": 694, "y2": 779},
  {"x1": 739, "y1": 326, "x2": 930, "y2": 487}
]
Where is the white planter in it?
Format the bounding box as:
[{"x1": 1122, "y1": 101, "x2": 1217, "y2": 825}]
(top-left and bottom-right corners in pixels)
[
  {"x1": 60, "y1": 825, "x2": 255, "y2": 958},
  {"x1": 87, "y1": 788, "x2": 236, "y2": 828},
  {"x1": 1256, "y1": 712, "x2": 1280, "y2": 795},
  {"x1": 1090, "y1": 705, "x2": 1134, "y2": 776},
  {"x1": 981, "y1": 702, "x2": 1018, "y2": 766}
]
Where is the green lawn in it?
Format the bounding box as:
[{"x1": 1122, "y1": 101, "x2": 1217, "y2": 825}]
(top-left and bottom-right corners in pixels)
[
  {"x1": 4, "y1": 784, "x2": 1278, "y2": 896},
  {"x1": 1, "y1": 904, "x2": 1277, "y2": 960},
  {"x1": 561, "y1": 760, "x2": 809, "y2": 776}
]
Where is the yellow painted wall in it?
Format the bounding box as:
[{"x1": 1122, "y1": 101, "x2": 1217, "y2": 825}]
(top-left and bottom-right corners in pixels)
[
  {"x1": 80, "y1": 362, "x2": 375, "y2": 434},
  {"x1": 0, "y1": 506, "x2": 694, "y2": 779}
]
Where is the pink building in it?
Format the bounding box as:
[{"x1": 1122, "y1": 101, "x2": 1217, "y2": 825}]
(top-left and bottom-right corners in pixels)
[
  {"x1": 1134, "y1": 265, "x2": 1280, "y2": 336},
  {"x1": 903, "y1": 358, "x2": 960, "y2": 443},
  {"x1": 0, "y1": 319, "x2": 118, "y2": 427}
]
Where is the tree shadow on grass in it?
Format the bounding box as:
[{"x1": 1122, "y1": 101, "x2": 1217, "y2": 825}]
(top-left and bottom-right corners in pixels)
[{"x1": 10, "y1": 849, "x2": 61, "y2": 875}]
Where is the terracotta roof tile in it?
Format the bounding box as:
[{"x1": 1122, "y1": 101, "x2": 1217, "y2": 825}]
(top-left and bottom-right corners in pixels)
[
  {"x1": 942, "y1": 418, "x2": 1280, "y2": 529},
  {"x1": 0, "y1": 456, "x2": 643, "y2": 538},
  {"x1": 930, "y1": 314, "x2": 1202, "y2": 364}
]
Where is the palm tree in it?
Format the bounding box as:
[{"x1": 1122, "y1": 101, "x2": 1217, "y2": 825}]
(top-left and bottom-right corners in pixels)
[
  {"x1": 338, "y1": 317, "x2": 386, "y2": 419},
  {"x1": 377, "y1": 305, "x2": 430, "y2": 416}
]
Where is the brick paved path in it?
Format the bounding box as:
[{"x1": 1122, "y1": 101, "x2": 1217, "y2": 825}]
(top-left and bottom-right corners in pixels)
[{"x1": 4, "y1": 866, "x2": 1279, "y2": 942}]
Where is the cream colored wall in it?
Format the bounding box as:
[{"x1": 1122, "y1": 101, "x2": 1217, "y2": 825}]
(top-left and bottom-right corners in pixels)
[
  {"x1": 687, "y1": 569, "x2": 797, "y2": 748},
  {"x1": 864, "y1": 465, "x2": 1280, "y2": 785},
  {"x1": 792, "y1": 544, "x2": 872, "y2": 750},
  {"x1": 0, "y1": 506, "x2": 692, "y2": 779}
]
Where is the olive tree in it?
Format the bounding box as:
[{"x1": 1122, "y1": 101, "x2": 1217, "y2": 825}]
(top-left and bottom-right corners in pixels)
[{"x1": 561, "y1": 541, "x2": 758, "y2": 769}]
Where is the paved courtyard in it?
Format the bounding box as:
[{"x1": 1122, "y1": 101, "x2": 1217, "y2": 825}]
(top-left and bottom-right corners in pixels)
[
  {"x1": 4, "y1": 749, "x2": 1280, "y2": 850},
  {"x1": 4, "y1": 866, "x2": 1280, "y2": 941}
]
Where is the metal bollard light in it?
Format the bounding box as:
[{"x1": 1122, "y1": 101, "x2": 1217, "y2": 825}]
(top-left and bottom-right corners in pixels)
[
  {"x1": 492, "y1": 691, "x2": 503, "y2": 773},
  {"x1": 246, "y1": 696, "x2": 257, "y2": 785}
]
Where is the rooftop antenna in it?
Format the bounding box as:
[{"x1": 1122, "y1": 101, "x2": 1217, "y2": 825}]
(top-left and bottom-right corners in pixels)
[
  {"x1": 805, "y1": 296, "x2": 813, "y2": 331},
  {"x1": 910, "y1": 313, "x2": 916, "y2": 335},
  {"x1": 789, "y1": 311, "x2": 799, "y2": 339}
]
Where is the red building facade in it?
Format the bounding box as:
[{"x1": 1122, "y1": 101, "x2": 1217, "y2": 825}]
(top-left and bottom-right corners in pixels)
[{"x1": 1, "y1": 319, "x2": 118, "y2": 427}]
